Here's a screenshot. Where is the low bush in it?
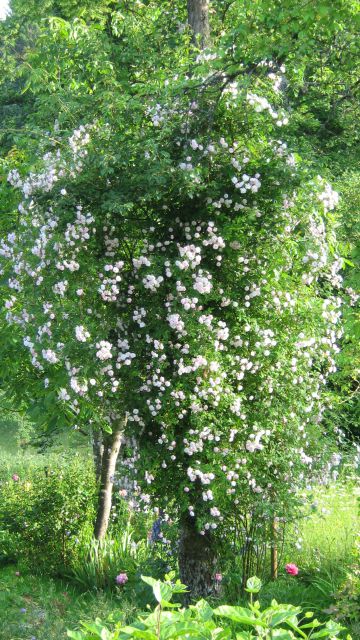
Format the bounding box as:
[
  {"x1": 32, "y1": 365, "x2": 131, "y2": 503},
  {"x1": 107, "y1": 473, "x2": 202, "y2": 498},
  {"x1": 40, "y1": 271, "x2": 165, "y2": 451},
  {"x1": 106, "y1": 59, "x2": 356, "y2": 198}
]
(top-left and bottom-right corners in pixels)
[
  {"x1": 68, "y1": 574, "x2": 351, "y2": 639},
  {"x1": 0, "y1": 453, "x2": 96, "y2": 574},
  {"x1": 70, "y1": 523, "x2": 174, "y2": 607},
  {"x1": 71, "y1": 527, "x2": 150, "y2": 590}
]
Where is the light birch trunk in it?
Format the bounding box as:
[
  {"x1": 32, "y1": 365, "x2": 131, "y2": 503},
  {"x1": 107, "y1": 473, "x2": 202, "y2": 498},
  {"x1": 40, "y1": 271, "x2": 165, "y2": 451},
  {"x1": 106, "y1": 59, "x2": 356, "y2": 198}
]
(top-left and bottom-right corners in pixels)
[{"x1": 94, "y1": 420, "x2": 125, "y2": 540}]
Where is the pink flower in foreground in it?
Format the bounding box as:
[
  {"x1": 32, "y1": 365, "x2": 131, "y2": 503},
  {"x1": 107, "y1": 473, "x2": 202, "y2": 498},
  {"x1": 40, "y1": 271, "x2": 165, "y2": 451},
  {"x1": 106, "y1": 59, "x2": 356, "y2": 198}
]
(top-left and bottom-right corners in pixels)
[
  {"x1": 12, "y1": 474, "x2": 19, "y2": 482},
  {"x1": 115, "y1": 572, "x2": 128, "y2": 585},
  {"x1": 285, "y1": 563, "x2": 299, "y2": 576},
  {"x1": 215, "y1": 573, "x2": 223, "y2": 582}
]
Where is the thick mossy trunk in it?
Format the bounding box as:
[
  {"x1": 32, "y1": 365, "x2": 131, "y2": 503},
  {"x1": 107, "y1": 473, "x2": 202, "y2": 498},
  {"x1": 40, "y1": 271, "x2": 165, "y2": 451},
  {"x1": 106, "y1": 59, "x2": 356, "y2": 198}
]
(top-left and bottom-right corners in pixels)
[
  {"x1": 187, "y1": 0, "x2": 210, "y2": 47},
  {"x1": 178, "y1": 514, "x2": 216, "y2": 601},
  {"x1": 94, "y1": 421, "x2": 124, "y2": 540}
]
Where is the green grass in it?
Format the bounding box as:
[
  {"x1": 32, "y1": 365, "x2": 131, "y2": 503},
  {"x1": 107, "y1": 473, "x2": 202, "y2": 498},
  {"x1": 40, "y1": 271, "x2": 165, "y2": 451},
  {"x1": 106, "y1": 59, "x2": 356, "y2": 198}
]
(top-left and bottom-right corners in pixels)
[
  {"x1": 287, "y1": 482, "x2": 359, "y2": 571},
  {"x1": 0, "y1": 565, "x2": 140, "y2": 640}
]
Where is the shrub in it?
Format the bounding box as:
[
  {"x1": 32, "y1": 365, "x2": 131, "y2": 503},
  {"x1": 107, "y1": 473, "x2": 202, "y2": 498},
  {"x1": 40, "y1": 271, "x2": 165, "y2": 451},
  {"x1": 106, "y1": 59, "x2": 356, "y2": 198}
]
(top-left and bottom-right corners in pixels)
[
  {"x1": 0, "y1": 528, "x2": 17, "y2": 565},
  {"x1": 71, "y1": 526, "x2": 150, "y2": 591},
  {"x1": 0, "y1": 453, "x2": 96, "y2": 574},
  {"x1": 68, "y1": 574, "x2": 351, "y2": 639},
  {"x1": 70, "y1": 519, "x2": 174, "y2": 608}
]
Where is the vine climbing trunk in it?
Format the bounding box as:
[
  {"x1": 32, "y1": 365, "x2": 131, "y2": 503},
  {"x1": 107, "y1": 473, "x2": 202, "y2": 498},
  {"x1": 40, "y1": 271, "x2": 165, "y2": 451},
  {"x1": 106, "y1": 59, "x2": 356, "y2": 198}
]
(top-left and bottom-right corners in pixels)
[
  {"x1": 187, "y1": 0, "x2": 210, "y2": 48},
  {"x1": 94, "y1": 419, "x2": 125, "y2": 540},
  {"x1": 178, "y1": 513, "x2": 216, "y2": 600}
]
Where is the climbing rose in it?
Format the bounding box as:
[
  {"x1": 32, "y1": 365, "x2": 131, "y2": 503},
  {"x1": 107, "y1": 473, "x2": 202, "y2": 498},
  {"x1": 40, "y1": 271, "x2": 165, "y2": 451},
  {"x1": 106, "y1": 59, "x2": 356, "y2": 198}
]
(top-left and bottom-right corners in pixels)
[
  {"x1": 285, "y1": 563, "x2": 299, "y2": 576},
  {"x1": 115, "y1": 572, "x2": 128, "y2": 585}
]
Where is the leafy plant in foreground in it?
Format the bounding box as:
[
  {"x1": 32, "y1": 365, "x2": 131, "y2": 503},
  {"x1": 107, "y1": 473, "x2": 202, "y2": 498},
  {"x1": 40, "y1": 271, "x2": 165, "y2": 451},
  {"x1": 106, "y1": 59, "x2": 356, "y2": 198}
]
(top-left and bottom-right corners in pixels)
[{"x1": 68, "y1": 574, "x2": 350, "y2": 639}]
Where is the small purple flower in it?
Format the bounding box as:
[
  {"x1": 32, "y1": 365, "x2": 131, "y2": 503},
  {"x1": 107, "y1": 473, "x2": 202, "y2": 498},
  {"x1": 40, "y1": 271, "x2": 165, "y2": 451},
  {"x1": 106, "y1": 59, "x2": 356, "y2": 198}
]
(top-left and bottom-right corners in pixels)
[
  {"x1": 12, "y1": 474, "x2": 20, "y2": 482},
  {"x1": 20, "y1": 607, "x2": 27, "y2": 613},
  {"x1": 115, "y1": 572, "x2": 128, "y2": 585}
]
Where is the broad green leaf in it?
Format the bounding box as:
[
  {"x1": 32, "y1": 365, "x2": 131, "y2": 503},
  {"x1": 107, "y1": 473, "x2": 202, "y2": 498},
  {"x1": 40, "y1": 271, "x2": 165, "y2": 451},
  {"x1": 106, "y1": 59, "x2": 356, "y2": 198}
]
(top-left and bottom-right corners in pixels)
[
  {"x1": 310, "y1": 620, "x2": 345, "y2": 638},
  {"x1": 191, "y1": 599, "x2": 214, "y2": 622},
  {"x1": 213, "y1": 606, "x2": 265, "y2": 627},
  {"x1": 141, "y1": 575, "x2": 158, "y2": 588},
  {"x1": 270, "y1": 611, "x2": 301, "y2": 628},
  {"x1": 214, "y1": 628, "x2": 232, "y2": 640},
  {"x1": 162, "y1": 621, "x2": 211, "y2": 639},
  {"x1": 81, "y1": 622, "x2": 109, "y2": 636},
  {"x1": 124, "y1": 629, "x2": 157, "y2": 640},
  {"x1": 270, "y1": 631, "x2": 296, "y2": 639},
  {"x1": 153, "y1": 580, "x2": 173, "y2": 604},
  {"x1": 67, "y1": 632, "x2": 86, "y2": 640},
  {"x1": 300, "y1": 620, "x2": 322, "y2": 629}
]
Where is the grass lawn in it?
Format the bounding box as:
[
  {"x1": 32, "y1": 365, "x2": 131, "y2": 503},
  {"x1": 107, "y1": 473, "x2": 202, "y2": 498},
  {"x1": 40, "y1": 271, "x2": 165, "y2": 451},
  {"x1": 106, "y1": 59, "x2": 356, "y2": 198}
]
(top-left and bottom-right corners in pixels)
[{"x1": 0, "y1": 565, "x2": 126, "y2": 640}]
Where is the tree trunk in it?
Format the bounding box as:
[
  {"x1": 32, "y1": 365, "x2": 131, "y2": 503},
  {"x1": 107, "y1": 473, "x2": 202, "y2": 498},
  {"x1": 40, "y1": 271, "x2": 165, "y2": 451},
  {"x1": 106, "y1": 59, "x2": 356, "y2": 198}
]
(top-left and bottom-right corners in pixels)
[
  {"x1": 92, "y1": 430, "x2": 104, "y2": 483},
  {"x1": 178, "y1": 514, "x2": 216, "y2": 601},
  {"x1": 187, "y1": 0, "x2": 210, "y2": 48},
  {"x1": 94, "y1": 420, "x2": 124, "y2": 540},
  {"x1": 271, "y1": 518, "x2": 278, "y2": 580}
]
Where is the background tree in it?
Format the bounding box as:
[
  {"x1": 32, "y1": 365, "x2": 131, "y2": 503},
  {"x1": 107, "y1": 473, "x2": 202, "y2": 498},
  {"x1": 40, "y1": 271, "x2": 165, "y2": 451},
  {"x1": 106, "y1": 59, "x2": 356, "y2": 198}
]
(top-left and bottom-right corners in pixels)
[{"x1": 187, "y1": 0, "x2": 210, "y2": 46}]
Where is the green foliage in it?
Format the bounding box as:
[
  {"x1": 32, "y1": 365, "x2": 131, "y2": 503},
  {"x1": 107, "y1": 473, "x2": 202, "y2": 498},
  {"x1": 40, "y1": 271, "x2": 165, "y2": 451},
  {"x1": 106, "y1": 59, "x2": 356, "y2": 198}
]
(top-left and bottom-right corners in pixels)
[
  {"x1": 70, "y1": 526, "x2": 160, "y2": 592},
  {"x1": 220, "y1": 480, "x2": 359, "y2": 616},
  {"x1": 0, "y1": 453, "x2": 96, "y2": 573},
  {"x1": 330, "y1": 536, "x2": 360, "y2": 637},
  {"x1": 67, "y1": 574, "x2": 350, "y2": 639},
  {"x1": 326, "y1": 171, "x2": 360, "y2": 443}
]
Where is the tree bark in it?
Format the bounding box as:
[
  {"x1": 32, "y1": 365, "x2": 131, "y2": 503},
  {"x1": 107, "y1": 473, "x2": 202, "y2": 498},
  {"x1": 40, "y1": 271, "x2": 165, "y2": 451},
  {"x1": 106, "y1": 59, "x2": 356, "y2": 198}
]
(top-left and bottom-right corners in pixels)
[
  {"x1": 271, "y1": 518, "x2": 278, "y2": 580},
  {"x1": 187, "y1": 0, "x2": 210, "y2": 48},
  {"x1": 178, "y1": 514, "x2": 216, "y2": 601},
  {"x1": 94, "y1": 420, "x2": 124, "y2": 540},
  {"x1": 92, "y1": 431, "x2": 104, "y2": 483}
]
